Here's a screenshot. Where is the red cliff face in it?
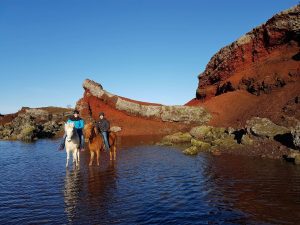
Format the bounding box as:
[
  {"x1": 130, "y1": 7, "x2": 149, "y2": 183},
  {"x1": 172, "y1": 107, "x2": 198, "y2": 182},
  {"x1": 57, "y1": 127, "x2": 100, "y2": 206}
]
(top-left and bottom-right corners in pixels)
[
  {"x1": 192, "y1": 5, "x2": 300, "y2": 127},
  {"x1": 197, "y1": 5, "x2": 300, "y2": 98}
]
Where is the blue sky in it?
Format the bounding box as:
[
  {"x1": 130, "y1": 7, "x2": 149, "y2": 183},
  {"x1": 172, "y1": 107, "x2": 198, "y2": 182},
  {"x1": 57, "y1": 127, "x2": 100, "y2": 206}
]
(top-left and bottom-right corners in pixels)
[{"x1": 0, "y1": 0, "x2": 298, "y2": 114}]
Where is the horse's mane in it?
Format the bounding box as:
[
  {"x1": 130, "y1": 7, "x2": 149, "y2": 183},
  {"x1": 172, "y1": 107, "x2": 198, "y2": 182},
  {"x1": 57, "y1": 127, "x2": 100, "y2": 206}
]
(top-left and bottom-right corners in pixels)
[
  {"x1": 65, "y1": 123, "x2": 75, "y2": 130},
  {"x1": 86, "y1": 123, "x2": 98, "y2": 141}
]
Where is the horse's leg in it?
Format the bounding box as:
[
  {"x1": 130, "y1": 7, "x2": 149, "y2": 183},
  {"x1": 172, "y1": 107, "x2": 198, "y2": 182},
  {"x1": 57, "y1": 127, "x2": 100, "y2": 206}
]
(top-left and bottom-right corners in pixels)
[
  {"x1": 66, "y1": 149, "x2": 70, "y2": 168},
  {"x1": 77, "y1": 148, "x2": 80, "y2": 162},
  {"x1": 73, "y1": 150, "x2": 76, "y2": 163},
  {"x1": 76, "y1": 149, "x2": 80, "y2": 167},
  {"x1": 96, "y1": 150, "x2": 100, "y2": 166},
  {"x1": 110, "y1": 150, "x2": 113, "y2": 161},
  {"x1": 72, "y1": 150, "x2": 77, "y2": 167},
  {"x1": 89, "y1": 151, "x2": 94, "y2": 166},
  {"x1": 113, "y1": 145, "x2": 117, "y2": 161}
]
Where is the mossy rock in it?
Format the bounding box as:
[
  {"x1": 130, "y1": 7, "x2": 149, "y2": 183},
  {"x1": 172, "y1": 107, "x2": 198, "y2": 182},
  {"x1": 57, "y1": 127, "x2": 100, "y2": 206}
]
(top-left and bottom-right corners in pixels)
[
  {"x1": 246, "y1": 117, "x2": 290, "y2": 138},
  {"x1": 190, "y1": 126, "x2": 213, "y2": 139},
  {"x1": 241, "y1": 134, "x2": 254, "y2": 145},
  {"x1": 211, "y1": 137, "x2": 239, "y2": 149},
  {"x1": 18, "y1": 124, "x2": 36, "y2": 141},
  {"x1": 183, "y1": 146, "x2": 200, "y2": 155},
  {"x1": 288, "y1": 150, "x2": 300, "y2": 165},
  {"x1": 190, "y1": 125, "x2": 227, "y2": 142},
  {"x1": 161, "y1": 132, "x2": 192, "y2": 144},
  {"x1": 191, "y1": 138, "x2": 211, "y2": 150}
]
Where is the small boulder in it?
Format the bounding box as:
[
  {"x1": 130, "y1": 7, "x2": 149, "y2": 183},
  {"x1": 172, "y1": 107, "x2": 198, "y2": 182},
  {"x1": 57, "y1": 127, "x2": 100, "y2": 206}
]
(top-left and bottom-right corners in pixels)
[
  {"x1": 190, "y1": 125, "x2": 227, "y2": 142},
  {"x1": 110, "y1": 126, "x2": 122, "y2": 133},
  {"x1": 191, "y1": 138, "x2": 211, "y2": 150},
  {"x1": 211, "y1": 136, "x2": 239, "y2": 149},
  {"x1": 246, "y1": 117, "x2": 289, "y2": 138},
  {"x1": 291, "y1": 123, "x2": 300, "y2": 149},
  {"x1": 183, "y1": 146, "x2": 200, "y2": 155},
  {"x1": 17, "y1": 124, "x2": 36, "y2": 141},
  {"x1": 241, "y1": 134, "x2": 254, "y2": 145},
  {"x1": 285, "y1": 150, "x2": 300, "y2": 165},
  {"x1": 161, "y1": 132, "x2": 192, "y2": 144}
]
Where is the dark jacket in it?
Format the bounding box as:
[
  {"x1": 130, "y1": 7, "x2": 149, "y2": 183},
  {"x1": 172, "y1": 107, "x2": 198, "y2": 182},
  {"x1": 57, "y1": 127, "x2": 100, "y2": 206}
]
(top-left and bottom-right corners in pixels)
[{"x1": 96, "y1": 118, "x2": 110, "y2": 132}]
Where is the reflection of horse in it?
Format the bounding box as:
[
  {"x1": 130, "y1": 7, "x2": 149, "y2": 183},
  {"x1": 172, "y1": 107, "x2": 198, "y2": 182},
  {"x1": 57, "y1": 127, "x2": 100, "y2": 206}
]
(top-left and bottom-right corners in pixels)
[
  {"x1": 65, "y1": 123, "x2": 80, "y2": 168},
  {"x1": 84, "y1": 123, "x2": 117, "y2": 166},
  {"x1": 87, "y1": 162, "x2": 117, "y2": 199},
  {"x1": 64, "y1": 169, "x2": 81, "y2": 223}
]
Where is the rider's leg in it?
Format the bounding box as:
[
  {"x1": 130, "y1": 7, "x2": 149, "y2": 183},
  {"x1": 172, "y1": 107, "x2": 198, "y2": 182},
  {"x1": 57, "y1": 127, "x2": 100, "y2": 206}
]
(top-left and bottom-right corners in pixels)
[
  {"x1": 76, "y1": 129, "x2": 85, "y2": 151},
  {"x1": 59, "y1": 134, "x2": 67, "y2": 151},
  {"x1": 101, "y1": 131, "x2": 110, "y2": 151}
]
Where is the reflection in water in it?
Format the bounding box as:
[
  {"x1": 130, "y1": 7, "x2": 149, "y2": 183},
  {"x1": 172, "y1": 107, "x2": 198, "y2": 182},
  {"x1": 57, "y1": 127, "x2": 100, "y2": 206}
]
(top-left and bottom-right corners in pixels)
[
  {"x1": 205, "y1": 154, "x2": 300, "y2": 224},
  {"x1": 2, "y1": 140, "x2": 300, "y2": 224},
  {"x1": 63, "y1": 161, "x2": 118, "y2": 224},
  {"x1": 64, "y1": 169, "x2": 82, "y2": 223},
  {"x1": 85, "y1": 162, "x2": 118, "y2": 223}
]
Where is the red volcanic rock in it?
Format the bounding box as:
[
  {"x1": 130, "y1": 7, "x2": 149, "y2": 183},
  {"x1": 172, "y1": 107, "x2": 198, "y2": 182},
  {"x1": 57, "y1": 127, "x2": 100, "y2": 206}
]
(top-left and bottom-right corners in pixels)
[
  {"x1": 197, "y1": 5, "x2": 300, "y2": 99},
  {"x1": 76, "y1": 79, "x2": 211, "y2": 136},
  {"x1": 192, "y1": 5, "x2": 300, "y2": 128}
]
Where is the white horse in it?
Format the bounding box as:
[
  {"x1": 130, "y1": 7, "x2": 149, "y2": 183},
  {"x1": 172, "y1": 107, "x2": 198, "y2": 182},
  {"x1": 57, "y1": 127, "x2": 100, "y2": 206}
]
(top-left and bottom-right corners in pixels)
[{"x1": 65, "y1": 123, "x2": 80, "y2": 168}]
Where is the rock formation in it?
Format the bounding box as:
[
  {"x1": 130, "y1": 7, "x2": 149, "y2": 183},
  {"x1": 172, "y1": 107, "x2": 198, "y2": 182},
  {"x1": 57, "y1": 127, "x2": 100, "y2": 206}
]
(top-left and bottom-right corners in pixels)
[
  {"x1": 196, "y1": 5, "x2": 300, "y2": 98},
  {"x1": 76, "y1": 79, "x2": 211, "y2": 136},
  {"x1": 188, "y1": 5, "x2": 300, "y2": 128},
  {"x1": 0, "y1": 107, "x2": 72, "y2": 141},
  {"x1": 158, "y1": 117, "x2": 298, "y2": 159},
  {"x1": 78, "y1": 79, "x2": 211, "y2": 123}
]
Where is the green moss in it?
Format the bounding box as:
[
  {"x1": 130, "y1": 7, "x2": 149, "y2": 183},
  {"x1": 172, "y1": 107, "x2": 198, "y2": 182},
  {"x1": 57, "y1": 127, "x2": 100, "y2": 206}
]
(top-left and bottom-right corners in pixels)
[
  {"x1": 161, "y1": 132, "x2": 192, "y2": 144},
  {"x1": 183, "y1": 146, "x2": 200, "y2": 155},
  {"x1": 191, "y1": 139, "x2": 211, "y2": 150}
]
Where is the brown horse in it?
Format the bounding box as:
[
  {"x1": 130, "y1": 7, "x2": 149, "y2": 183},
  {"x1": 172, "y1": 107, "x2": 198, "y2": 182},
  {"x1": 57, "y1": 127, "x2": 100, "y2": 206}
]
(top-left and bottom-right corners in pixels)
[{"x1": 84, "y1": 123, "x2": 117, "y2": 166}]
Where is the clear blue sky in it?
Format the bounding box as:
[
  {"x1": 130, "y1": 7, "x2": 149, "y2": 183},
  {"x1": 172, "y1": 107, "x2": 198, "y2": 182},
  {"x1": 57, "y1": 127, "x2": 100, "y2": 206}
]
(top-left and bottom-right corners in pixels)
[{"x1": 0, "y1": 0, "x2": 298, "y2": 114}]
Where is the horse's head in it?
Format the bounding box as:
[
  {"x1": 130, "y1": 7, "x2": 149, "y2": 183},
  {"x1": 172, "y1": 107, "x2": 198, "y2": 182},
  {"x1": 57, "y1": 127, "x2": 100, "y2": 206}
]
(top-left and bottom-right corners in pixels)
[
  {"x1": 65, "y1": 123, "x2": 75, "y2": 142},
  {"x1": 84, "y1": 123, "x2": 96, "y2": 142}
]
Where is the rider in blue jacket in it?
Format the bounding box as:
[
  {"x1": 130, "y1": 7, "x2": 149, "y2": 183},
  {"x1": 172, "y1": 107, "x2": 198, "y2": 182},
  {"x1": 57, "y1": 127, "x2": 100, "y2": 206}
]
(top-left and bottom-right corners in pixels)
[{"x1": 59, "y1": 110, "x2": 85, "y2": 151}]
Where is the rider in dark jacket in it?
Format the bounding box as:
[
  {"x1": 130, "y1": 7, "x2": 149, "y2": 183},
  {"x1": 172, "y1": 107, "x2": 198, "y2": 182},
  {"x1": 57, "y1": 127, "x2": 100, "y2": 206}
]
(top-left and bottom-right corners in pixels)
[{"x1": 96, "y1": 112, "x2": 110, "y2": 151}]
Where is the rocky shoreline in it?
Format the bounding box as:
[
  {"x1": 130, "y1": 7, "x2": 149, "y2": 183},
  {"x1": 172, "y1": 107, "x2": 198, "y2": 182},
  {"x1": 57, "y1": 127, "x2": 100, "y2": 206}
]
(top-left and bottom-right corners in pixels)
[
  {"x1": 158, "y1": 117, "x2": 300, "y2": 163},
  {"x1": 0, "y1": 107, "x2": 73, "y2": 141}
]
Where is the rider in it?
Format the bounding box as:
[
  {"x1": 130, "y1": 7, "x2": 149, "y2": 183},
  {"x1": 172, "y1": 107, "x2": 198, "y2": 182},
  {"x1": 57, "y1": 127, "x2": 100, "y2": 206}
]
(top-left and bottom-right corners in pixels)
[
  {"x1": 59, "y1": 110, "x2": 85, "y2": 151},
  {"x1": 96, "y1": 112, "x2": 110, "y2": 151}
]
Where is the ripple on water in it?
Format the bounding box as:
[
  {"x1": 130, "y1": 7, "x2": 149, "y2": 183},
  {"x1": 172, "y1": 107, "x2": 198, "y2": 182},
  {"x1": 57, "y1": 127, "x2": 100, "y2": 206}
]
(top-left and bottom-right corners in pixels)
[{"x1": 1, "y1": 140, "x2": 300, "y2": 224}]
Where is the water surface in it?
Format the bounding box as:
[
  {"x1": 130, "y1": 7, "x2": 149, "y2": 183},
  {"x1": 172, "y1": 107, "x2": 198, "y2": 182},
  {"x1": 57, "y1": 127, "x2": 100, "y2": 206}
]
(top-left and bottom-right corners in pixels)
[{"x1": 0, "y1": 139, "x2": 300, "y2": 224}]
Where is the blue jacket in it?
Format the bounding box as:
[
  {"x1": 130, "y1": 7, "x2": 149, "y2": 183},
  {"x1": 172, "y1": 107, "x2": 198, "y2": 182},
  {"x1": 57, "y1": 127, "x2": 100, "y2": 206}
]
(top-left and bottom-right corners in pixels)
[{"x1": 67, "y1": 116, "x2": 84, "y2": 130}]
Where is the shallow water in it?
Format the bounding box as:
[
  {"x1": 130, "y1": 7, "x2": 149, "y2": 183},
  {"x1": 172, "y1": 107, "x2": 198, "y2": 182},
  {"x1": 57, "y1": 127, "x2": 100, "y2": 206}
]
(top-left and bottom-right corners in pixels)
[{"x1": 0, "y1": 139, "x2": 300, "y2": 224}]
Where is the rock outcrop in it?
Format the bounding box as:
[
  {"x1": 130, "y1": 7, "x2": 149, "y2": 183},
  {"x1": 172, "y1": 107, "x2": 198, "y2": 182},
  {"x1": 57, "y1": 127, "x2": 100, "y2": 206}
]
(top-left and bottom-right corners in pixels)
[
  {"x1": 79, "y1": 79, "x2": 211, "y2": 124},
  {"x1": 188, "y1": 5, "x2": 300, "y2": 129},
  {"x1": 0, "y1": 107, "x2": 72, "y2": 141},
  {"x1": 159, "y1": 117, "x2": 298, "y2": 159},
  {"x1": 246, "y1": 117, "x2": 290, "y2": 138},
  {"x1": 76, "y1": 79, "x2": 211, "y2": 136},
  {"x1": 196, "y1": 5, "x2": 300, "y2": 99}
]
